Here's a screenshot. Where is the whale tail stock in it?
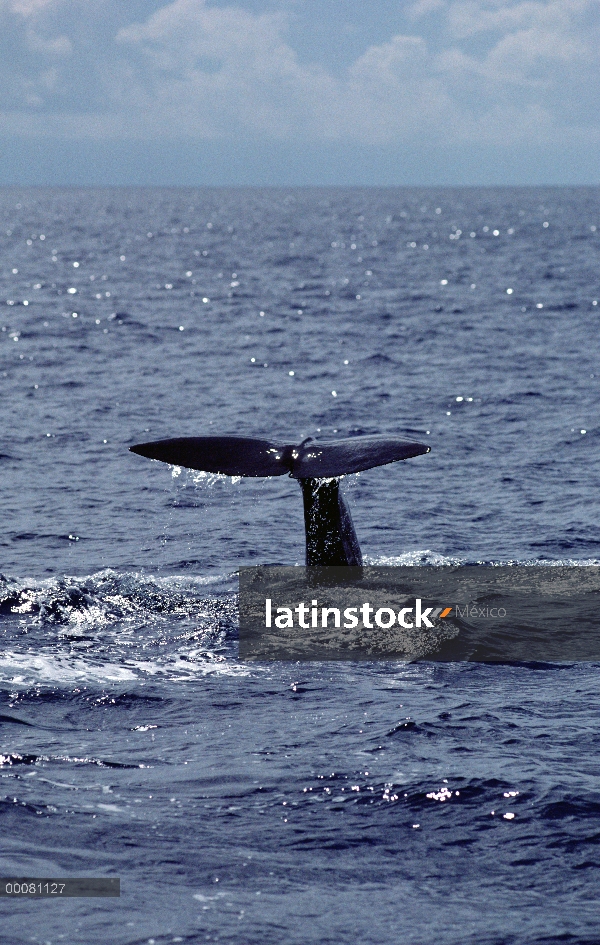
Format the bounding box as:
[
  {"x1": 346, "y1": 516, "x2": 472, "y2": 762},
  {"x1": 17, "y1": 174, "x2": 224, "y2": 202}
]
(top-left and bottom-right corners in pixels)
[{"x1": 129, "y1": 434, "x2": 430, "y2": 566}]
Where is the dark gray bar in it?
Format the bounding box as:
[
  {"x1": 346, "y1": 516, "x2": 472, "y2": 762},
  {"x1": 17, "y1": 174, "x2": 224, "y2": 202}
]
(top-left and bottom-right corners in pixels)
[
  {"x1": 0, "y1": 878, "x2": 120, "y2": 897},
  {"x1": 239, "y1": 566, "x2": 600, "y2": 661}
]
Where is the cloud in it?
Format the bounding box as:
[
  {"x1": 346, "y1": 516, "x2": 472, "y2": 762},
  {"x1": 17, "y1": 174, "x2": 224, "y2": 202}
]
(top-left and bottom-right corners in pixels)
[
  {"x1": 7, "y1": 0, "x2": 56, "y2": 15},
  {"x1": 0, "y1": 0, "x2": 597, "y2": 152},
  {"x1": 112, "y1": 0, "x2": 336, "y2": 139},
  {"x1": 445, "y1": 0, "x2": 593, "y2": 40},
  {"x1": 408, "y1": 0, "x2": 448, "y2": 17},
  {"x1": 117, "y1": 0, "x2": 288, "y2": 68}
]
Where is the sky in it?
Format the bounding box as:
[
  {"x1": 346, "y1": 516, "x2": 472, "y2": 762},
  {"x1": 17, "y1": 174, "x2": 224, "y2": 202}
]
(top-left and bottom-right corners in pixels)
[{"x1": 0, "y1": 0, "x2": 598, "y2": 186}]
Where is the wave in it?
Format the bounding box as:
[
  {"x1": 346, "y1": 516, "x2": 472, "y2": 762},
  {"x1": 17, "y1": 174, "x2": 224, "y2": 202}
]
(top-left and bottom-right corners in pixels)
[
  {"x1": 0, "y1": 569, "x2": 246, "y2": 688},
  {"x1": 368, "y1": 552, "x2": 600, "y2": 567}
]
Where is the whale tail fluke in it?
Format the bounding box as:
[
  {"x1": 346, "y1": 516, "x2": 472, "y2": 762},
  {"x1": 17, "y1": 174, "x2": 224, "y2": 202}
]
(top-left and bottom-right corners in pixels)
[
  {"x1": 130, "y1": 433, "x2": 430, "y2": 567},
  {"x1": 129, "y1": 434, "x2": 429, "y2": 479}
]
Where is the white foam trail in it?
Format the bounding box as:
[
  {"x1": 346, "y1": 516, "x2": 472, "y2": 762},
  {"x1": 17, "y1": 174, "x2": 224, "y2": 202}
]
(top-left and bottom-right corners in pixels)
[
  {"x1": 0, "y1": 651, "x2": 138, "y2": 685},
  {"x1": 367, "y1": 552, "x2": 600, "y2": 567},
  {"x1": 366, "y1": 551, "x2": 462, "y2": 566}
]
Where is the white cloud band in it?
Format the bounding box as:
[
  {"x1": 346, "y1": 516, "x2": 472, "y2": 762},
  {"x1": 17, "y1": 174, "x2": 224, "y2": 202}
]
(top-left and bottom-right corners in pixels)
[{"x1": 0, "y1": 0, "x2": 598, "y2": 149}]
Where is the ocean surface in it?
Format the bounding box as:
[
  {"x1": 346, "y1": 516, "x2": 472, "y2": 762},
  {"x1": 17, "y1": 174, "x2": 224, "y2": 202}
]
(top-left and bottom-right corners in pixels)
[{"x1": 1, "y1": 186, "x2": 599, "y2": 945}]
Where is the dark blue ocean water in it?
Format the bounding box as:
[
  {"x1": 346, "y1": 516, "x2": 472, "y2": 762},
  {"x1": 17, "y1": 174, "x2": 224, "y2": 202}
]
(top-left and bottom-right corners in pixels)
[{"x1": 1, "y1": 187, "x2": 599, "y2": 944}]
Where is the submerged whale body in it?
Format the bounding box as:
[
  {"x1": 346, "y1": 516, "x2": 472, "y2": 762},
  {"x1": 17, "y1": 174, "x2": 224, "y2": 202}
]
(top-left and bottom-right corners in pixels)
[{"x1": 130, "y1": 434, "x2": 430, "y2": 566}]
